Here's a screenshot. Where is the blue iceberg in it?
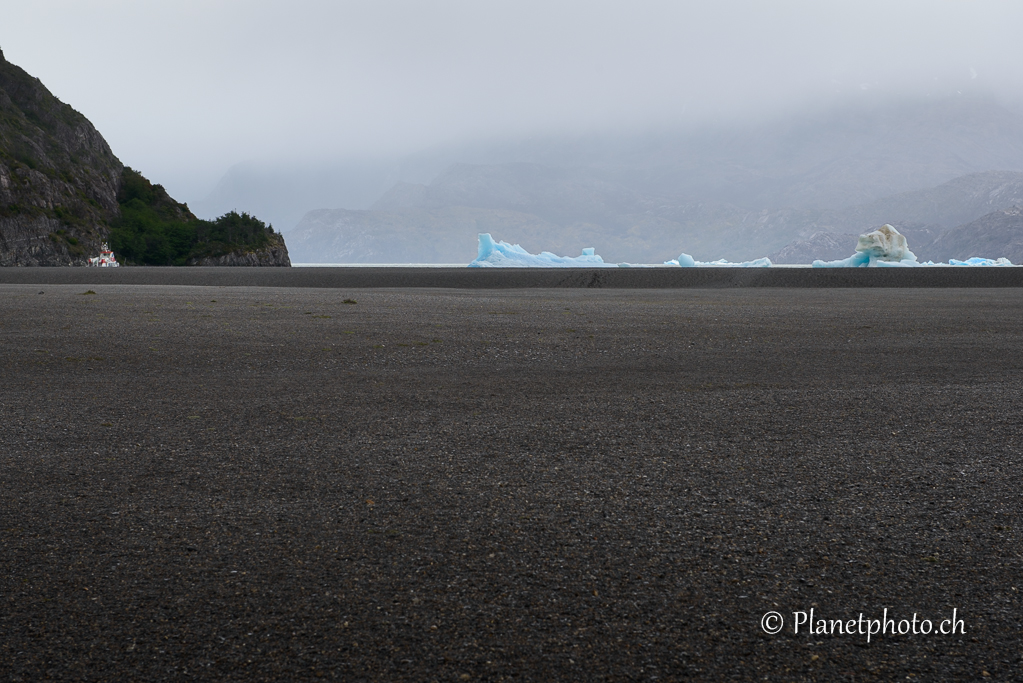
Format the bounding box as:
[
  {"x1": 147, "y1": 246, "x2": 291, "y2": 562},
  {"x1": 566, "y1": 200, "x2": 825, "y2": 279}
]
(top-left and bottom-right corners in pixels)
[
  {"x1": 923, "y1": 257, "x2": 1015, "y2": 267},
  {"x1": 465, "y1": 228, "x2": 1015, "y2": 269},
  {"x1": 813, "y1": 251, "x2": 922, "y2": 268},
  {"x1": 468, "y1": 233, "x2": 617, "y2": 268}
]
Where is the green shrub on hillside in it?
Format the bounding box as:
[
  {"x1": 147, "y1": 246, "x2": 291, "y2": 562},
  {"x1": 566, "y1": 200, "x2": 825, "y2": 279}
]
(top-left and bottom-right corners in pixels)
[{"x1": 109, "y1": 168, "x2": 276, "y2": 265}]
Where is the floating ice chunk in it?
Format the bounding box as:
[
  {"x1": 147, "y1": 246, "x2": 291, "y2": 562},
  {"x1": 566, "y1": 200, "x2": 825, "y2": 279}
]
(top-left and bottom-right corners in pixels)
[
  {"x1": 700, "y1": 257, "x2": 773, "y2": 268},
  {"x1": 813, "y1": 252, "x2": 922, "y2": 267},
  {"x1": 468, "y1": 233, "x2": 616, "y2": 268},
  {"x1": 815, "y1": 224, "x2": 1017, "y2": 267},
  {"x1": 812, "y1": 251, "x2": 870, "y2": 268},
  {"x1": 856, "y1": 224, "x2": 916, "y2": 262},
  {"x1": 917, "y1": 257, "x2": 1015, "y2": 266},
  {"x1": 664, "y1": 252, "x2": 771, "y2": 267},
  {"x1": 814, "y1": 225, "x2": 919, "y2": 267},
  {"x1": 947, "y1": 257, "x2": 1014, "y2": 266},
  {"x1": 873, "y1": 258, "x2": 920, "y2": 267}
]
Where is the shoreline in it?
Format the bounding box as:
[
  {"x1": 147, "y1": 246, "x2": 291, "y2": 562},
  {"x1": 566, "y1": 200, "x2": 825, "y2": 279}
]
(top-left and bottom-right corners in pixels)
[{"x1": 2, "y1": 265, "x2": 1023, "y2": 288}]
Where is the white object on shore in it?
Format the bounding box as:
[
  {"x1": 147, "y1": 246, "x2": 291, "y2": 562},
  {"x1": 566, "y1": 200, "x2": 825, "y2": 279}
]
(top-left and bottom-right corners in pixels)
[
  {"x1": 468, "y1": 233, "x2": 616, "y2": 268},
  {"x1": 87, "y1": 242, "x2": 119, "y2": 267}
]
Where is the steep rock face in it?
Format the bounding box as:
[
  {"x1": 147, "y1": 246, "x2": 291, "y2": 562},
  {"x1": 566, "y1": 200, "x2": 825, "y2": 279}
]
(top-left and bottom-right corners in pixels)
[
  {"x1": 926, "y1": 206, "x2": 1023, "y2": 263},
  {"x1": 1, "y1": 48, "x2": 290, "y2": 267},
  {"x1": 186, "y1": 233, "x2": 291, "y2": 266},
  {"x1": 0, "y1": 47, "x2": 123, "y2": 265}
]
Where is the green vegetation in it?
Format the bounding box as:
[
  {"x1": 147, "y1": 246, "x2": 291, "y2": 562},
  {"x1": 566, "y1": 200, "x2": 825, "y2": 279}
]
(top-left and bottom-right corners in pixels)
[
  {"x1": 48, "y1": 228, "x2": 86, "y2": 255},
  {"x1": 109, "y1": 168, "x2": 278, "y2": 265},
  {"x1": 0, "y1": 203, "x2": 26, "y2": 218}
]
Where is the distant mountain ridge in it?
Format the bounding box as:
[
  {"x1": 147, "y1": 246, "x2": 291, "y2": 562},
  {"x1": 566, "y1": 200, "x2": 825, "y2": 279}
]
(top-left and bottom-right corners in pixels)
[
  {"x1": 286, "y1": 95, "x2": 1023, "y2": 263},
  {"x1": 290, "y1": 169, "x2": 1023, "y2": 264},
  {"x1": 286, "y1": 169, "x2": 1023, "y2": 263},
  {"x1": 767, "y1": 171, "x2": 1023, "y2": 263},
  {"x1": 926, "y1": 206, "x2": 1023, "y2": 264}
]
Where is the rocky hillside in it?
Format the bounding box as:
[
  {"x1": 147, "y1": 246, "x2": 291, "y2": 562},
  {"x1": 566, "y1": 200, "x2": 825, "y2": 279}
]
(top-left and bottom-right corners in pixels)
[
  {"x1": 0, "y1": 48, "x2": 288, "y2": 266},
  {"x1": 0, "y1": 47, "x2": 122, "y2": 265}
]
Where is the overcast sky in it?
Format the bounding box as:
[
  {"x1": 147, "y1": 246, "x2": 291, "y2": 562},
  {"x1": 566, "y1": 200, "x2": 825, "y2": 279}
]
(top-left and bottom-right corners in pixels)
[{"x1": 4, "y1": 0, "x2": 1023, "y2": 202}]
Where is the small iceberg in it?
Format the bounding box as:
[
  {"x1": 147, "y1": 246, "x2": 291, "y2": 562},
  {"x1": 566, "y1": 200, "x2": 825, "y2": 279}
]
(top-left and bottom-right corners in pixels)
[
  {"x1": 468, "y1": 233, "x2": 617, "y2": 268},
  {"x1": 922, "y1": 257, "x2": 1015, "y2": 267},
  {"x1": 664, "y1": 253, "x2": 772, "y2": 268}
]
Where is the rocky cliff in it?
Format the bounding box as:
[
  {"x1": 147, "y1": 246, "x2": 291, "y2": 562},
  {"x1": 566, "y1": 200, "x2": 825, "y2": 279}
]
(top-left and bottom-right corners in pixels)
[
  {"x1": 186, "y1": 233, "x2": 291, "y2": 266},
  {"x1": 0, "y1": 48, "x2": 289, "y2": 266},
  {"x1": 0, "y1": 47, "x2": 122, "y2": 265}
]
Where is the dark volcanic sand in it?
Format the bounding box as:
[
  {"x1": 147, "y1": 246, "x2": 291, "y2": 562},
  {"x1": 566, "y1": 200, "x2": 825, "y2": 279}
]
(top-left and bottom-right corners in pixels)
[{"x1": 1, "y1": 284, "x2": 1021, "y2": 681}]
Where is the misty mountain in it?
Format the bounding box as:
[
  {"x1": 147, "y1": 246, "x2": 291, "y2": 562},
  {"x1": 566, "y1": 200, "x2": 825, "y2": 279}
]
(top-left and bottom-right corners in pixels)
[
  {"x1": 766, "y1": 232, "x2": 862, "y2": 265},
  {"x1": 275, "y1": 94, "x2": 1023, "y2": 263},
  {"x1": 205, "y1": 95, "x2": 1023, "y2": 249},
  {"x1": 290, "y1": 169, "x2": 1023, "y2": 264},
  {"x1": 769, "y1": 204, "x2": 1023, "y2": 266},
  {"x1": 926, "y1": 206, "x2": 1023, "y2": 264},
  {"x1": 767, "y1": 171, "x2": 1023, "y2": 262},
  {"x1": 290, "y1": 207, "x2": 562, "y2": 264}
]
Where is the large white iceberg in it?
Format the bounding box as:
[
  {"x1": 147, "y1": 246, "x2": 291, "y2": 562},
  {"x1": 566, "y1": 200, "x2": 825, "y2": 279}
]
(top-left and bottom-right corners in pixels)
[
  {"x1": 468, "y1": 233, "x2": 617, "y2": 268},
  {"x1": 813, "y1": 224, "x2": 919, "y2": 267},
  {"x1": 813, "y1": 224, "x2": 1015, "y2": 268},
  {"x1": 664, "y1": 253, "x2": 772, "y2": 268},
  {"x1": 855, "y1": 223, "x2": 917, "y2": 261}
]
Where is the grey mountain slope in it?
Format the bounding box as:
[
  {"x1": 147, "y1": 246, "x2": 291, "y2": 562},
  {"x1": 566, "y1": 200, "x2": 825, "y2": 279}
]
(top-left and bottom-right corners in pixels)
[
  {"x1": 208, "y1": 94, "x2": 1023, "y2": 244},
  {"x1": 288, "y1": 207, "x2": 565, "y2": 264},
  {"x1": 366, "y1": 161, "x2": 821, "y2": 261},
  {"x1": 767, "y1": 232, "x2": 862, "y2": 265},
  {"x1": 296, "y1": 168, "x2": 1023, "y2": 264},
  {"x1": 586, "y1": 95, "x2": 1023, "y2": 212},
  {"x1": 768, "y1": 171, "x2": 1023, "y2": 262},
  {"x1": 372, "y1": 162, "x2": 650, "y2": 225},
  {"x1": 370, "y1": 99, "x2": 1023, "y2": 221},
  {"x1": 926, "y1": 206, "x2": 1023, "y2": 264},
  {"x1": 292, "y1": 95, "x2": 1023, "y2": 263},
  {"x1": 815, "y1": 170, "x2": 1023, "y2": 233}
]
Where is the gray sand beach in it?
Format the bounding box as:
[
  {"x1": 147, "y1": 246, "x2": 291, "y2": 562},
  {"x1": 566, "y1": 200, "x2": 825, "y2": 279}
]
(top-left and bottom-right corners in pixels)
[{"x1": 1, "y1": 278, "x2": 1021, "y2": 681}]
